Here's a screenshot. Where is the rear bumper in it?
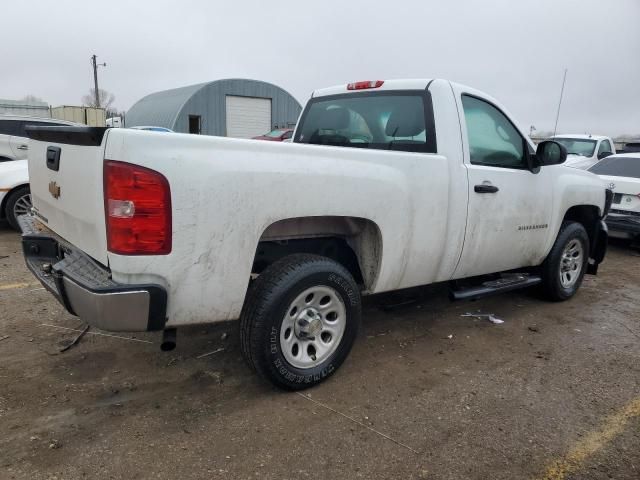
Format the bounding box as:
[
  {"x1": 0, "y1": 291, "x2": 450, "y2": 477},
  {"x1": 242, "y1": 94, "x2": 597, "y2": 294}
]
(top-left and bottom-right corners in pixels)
[{"x1": 19, "y1": 215, "x2": 167, "y2": 332}]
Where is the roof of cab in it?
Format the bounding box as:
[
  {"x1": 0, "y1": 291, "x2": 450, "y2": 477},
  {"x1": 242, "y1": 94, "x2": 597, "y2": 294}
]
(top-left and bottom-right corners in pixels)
[
  {"x1": 552, "y1": 134, "x2": 611, "y2": 141},
  {"x1": 312, "y1": 79, "x2": 434, "y2": 97}
]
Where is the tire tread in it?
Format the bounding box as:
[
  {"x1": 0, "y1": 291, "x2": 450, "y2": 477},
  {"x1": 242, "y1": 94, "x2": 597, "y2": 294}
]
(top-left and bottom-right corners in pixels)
[
  {"x1": 540, "y1": 221, "x2": 589, "y2": 301},
  {"x1": 239, "y1": 254, "x2": 358, "y2": 389}
]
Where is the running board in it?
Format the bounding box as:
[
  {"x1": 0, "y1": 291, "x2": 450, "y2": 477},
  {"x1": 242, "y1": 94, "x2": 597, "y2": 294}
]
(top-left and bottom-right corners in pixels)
[{"x1": 450, "y1": 274, "x2": 541, "y2": 301}]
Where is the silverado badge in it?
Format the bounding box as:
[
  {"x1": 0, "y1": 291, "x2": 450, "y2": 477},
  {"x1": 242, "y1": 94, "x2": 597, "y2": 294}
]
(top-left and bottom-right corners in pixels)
[{"x1": 48, "y1": 181, "x2": 61, "y2": 199}]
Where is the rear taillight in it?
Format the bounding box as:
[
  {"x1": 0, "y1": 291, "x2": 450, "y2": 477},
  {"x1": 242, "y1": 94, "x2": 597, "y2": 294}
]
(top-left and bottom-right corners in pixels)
[
  {"x1": 347, "y1": 80, "x2": 384, "y2": 90},
  {"x1": 104, "y1": 160, "x2": 172, "y2": 255}
]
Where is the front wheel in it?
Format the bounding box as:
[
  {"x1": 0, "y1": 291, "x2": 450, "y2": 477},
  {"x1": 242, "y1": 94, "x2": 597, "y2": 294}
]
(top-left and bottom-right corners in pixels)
[
  {"x1": 540, "y1": 221, "x2": 590, "y2": 301},
  {"x1": 239, "y1": 254, "x2": 361, "y2": 390}
]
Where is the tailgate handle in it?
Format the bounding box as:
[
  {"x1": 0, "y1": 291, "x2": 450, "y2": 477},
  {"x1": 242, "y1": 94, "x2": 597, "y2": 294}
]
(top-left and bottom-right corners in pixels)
[
  {"x1": 474, "y1": 184, "x2": 499, "y2": 194},
  {"x1": 46, "y1": 146, "x2": 61, "y2": 171}
]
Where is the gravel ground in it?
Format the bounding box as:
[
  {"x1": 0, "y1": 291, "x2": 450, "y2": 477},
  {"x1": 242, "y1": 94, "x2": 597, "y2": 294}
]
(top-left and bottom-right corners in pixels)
[{"x1": 0, "y1": 226, "x2": 639, "y2": 480}]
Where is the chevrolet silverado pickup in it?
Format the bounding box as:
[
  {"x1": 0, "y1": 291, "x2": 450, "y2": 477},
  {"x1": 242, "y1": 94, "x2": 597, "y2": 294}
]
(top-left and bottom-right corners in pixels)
[{"x1": 21, "y1": 79, "x2": 611, "y2": 389}]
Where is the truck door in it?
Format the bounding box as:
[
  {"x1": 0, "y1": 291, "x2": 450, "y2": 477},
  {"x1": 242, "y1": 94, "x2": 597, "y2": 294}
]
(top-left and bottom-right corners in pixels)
[{"x1": 453, "y1": 93, "x2": 554, "y2": 279}]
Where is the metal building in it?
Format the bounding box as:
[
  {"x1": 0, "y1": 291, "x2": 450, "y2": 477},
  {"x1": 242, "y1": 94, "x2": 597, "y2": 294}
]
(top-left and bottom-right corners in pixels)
[
  {"x1": 0, "y1": 98, "x2": 50, "y2": 117},
  {"x1": 125, "y1": 78, "x2": 302, "y2": 138}
]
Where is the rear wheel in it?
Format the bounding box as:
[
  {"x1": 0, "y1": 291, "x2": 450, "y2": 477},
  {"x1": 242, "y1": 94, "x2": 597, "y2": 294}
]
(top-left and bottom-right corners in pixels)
[
  {"x1": 5, "y1": 186, "x2": 31, "y2": 231},
  {"x1": 240, "y1": 254, "x2": 361, "y2": 390},
  {"x1": 540, "y1": 221, "x2": 589, "y2": 301}
]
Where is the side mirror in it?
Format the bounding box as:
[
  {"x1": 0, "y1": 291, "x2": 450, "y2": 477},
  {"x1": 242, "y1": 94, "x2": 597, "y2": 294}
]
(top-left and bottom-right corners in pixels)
[
  {"x1": 597, "y1": 151, "x2": 612, "y2": 160},
  {"x1": 536, "y1": 140, "x2": 567, "y2": 166}
]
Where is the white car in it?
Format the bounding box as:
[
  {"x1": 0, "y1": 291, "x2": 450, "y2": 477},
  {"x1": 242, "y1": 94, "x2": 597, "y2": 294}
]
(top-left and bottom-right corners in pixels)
[
  {"x1": 0, "y1": 115, "x2": 78, "y2": 162},
  {"x1": 551, "y1": 134, "x2": 616, "y2": 170},
  {"x1": 21, "y1": 79, "x2": 610, "y2": 389},
  {"x1": 0, "y1": 159, "x2": 30, "y2": 230},
  {"x1": 589, "y1": 154, "x2": 640, "y2": 240}
]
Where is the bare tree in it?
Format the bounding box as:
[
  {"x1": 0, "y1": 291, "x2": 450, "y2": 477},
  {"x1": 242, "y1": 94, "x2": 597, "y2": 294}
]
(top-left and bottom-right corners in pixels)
[
  {"x1": 21, "y1": 94, "x2": 45, "y2": 103},
  {"x1": 81, "y1": 88, "x2": 115, "y2": 110}
]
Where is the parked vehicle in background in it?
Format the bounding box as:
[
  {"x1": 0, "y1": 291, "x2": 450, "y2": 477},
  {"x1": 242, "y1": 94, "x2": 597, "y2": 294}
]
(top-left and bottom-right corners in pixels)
[
  {"x1": 589, "y1": 154, "x2": 640, "y2": 240},
  {"x1": 129, "y1": 126, "x2": 173, "y2": 133},
  {"x1": 551, "y1": 134, "x2": 615, "y2": 170},
  {"x1": 621, "y1": 141, "x2": 640, "y2": 154},
  {"x1": 106, "y1": 117, "x2": 123, "y2": 128},
  {"x1": 252, "y1": 128, "x2": 294, "y2": 141},
  {"x1": 0, "y1": 159, "x2": 29, "y2": 230},
  {"x1": 0, "y1": 115, "x2": 78, "y2": 162},
  {"x1": 21, "y1": 79, "x2": 611, "y2": 390}
]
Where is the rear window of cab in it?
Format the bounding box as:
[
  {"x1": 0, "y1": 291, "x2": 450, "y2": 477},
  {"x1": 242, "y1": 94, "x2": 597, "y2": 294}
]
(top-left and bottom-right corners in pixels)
[{"x1": 295, "y1": 91, "x2": 436, "y2": 153}]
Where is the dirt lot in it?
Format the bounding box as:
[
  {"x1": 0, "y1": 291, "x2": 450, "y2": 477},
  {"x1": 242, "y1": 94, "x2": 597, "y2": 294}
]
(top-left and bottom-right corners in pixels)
[{"x1": 1, "y1": 226, "x2": 639, "y2": 480}]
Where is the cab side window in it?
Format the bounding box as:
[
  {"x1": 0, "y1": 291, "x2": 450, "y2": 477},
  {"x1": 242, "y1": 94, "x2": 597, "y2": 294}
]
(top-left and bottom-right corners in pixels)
[
  {"x1": 462, "y1": 95, "x2": 527, "y2": 169},
  {"x1": 0, "y1": 120, "x2": 21, "y2": 136},
  {"x1": 15, "y1": 121, "x2": 29, "y2": 137},
  {"x1": 598, "y1": 140, "x2": 612, "y2": 155}
]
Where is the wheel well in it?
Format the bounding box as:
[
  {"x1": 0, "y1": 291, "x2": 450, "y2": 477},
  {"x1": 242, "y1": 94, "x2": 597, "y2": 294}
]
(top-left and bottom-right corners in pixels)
[
  {"x1": 562, "y1": 205, "x2": 600, "y2": 252},
  {"x1": 0, "y1": 184, "x2": 29, "y2": 220},
  {"x1": 252, "y1": 216, "x2": 383, "y2": 290}
]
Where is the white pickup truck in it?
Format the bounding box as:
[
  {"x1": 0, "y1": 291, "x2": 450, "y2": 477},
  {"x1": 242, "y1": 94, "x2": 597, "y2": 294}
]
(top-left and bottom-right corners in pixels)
[
  {"x1": 552, "y1": 134, "x2": 616, "y2": 170},
  {"x1": 21, "y1": 79, "x2": 611, "y2": 389}
]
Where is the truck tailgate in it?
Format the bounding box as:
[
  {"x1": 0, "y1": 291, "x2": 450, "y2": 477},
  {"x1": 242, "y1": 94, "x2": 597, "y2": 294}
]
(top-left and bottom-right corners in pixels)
[{"x1": 26, "y1": 127, "x2": 109, "y2": 265}]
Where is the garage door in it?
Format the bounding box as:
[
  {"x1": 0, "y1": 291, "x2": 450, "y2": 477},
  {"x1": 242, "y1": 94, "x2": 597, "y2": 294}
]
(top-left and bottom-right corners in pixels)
[{"x1": 225, "y1": 96, "x2": 272, "y2": 138}]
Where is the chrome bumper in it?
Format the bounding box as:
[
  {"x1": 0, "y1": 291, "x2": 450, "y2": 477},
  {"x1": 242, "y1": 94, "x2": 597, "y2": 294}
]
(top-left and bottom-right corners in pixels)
[{"x1": 19, "y1": 215, "x2": 167, "y2": 332}]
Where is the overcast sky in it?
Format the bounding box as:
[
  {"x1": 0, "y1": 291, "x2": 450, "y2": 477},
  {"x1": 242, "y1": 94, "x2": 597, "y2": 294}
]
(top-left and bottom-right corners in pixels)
[{"x1": 3, "y1": 0, "x2": 639, "y2": 136}]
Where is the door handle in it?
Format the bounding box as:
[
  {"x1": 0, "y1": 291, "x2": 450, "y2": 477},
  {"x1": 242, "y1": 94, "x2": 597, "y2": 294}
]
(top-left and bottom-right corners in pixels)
[
  {"x1": 474, "y1": 184, "x2": 499, "y2": 193},
  {"x1": 17, "y1": 145, "x2": 29, "y2": 150}
]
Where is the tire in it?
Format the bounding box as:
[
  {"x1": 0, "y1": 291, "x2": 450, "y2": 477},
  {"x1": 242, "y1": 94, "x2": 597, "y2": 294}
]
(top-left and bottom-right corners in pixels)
[
  {"x1": 5, "y1": 185, "x2": 31, "y2": 231},
  {"x1": 240, "y1": 254, "x2": 361, "y2": 390},
  {"x1": 540, "y1": 221, "x2": 590, "y2": 301}
]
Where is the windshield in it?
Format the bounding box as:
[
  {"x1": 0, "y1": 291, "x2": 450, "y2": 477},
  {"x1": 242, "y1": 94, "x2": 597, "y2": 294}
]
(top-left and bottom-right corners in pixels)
[
  {"x1": 553, "y1": 138, "x2": 597, "y2": 157},
  {"x1": 589, "y1": 156, "x2": 640, "y2": 179},
  {"x1": 295, "y1": 92, "x2": 435, "y2": 153},
  {"x1": 264, "y1": 129, "x2": 288, "y2": 138}
]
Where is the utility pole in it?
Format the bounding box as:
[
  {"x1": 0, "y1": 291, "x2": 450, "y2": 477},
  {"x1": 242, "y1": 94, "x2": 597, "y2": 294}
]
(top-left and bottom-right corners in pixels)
[
  {"x1": 553, "y1": 69, "x2": 568, "y2": 137},
  {"x1": 91, "y1": 54, "x2": 107, "y2": 107}
]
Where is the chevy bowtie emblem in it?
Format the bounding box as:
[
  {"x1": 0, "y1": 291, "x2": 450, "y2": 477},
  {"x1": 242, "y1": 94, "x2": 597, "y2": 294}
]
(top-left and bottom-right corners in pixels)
[
  {"x1": 608, "y1": 182, "x2": 616, "y2": 190},
  {"x1": 48, "y1": 181, "x2": 61, "y2": 199}
]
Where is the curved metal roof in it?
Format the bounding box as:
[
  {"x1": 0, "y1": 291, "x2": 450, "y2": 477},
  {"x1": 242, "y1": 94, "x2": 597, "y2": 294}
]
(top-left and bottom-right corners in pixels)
[
  {"x1": 125, "y1": 79, "x2": 301, "y2": 130},
  {"x1": 125, "y1": 82, "x2": 208, "y2": 129}
]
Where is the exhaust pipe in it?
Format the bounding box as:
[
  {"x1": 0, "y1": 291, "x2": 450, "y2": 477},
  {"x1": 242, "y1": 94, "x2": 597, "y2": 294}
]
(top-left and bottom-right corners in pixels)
[{"x1": 160, "y1": 328, "x2": 176, "y2": 352}]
